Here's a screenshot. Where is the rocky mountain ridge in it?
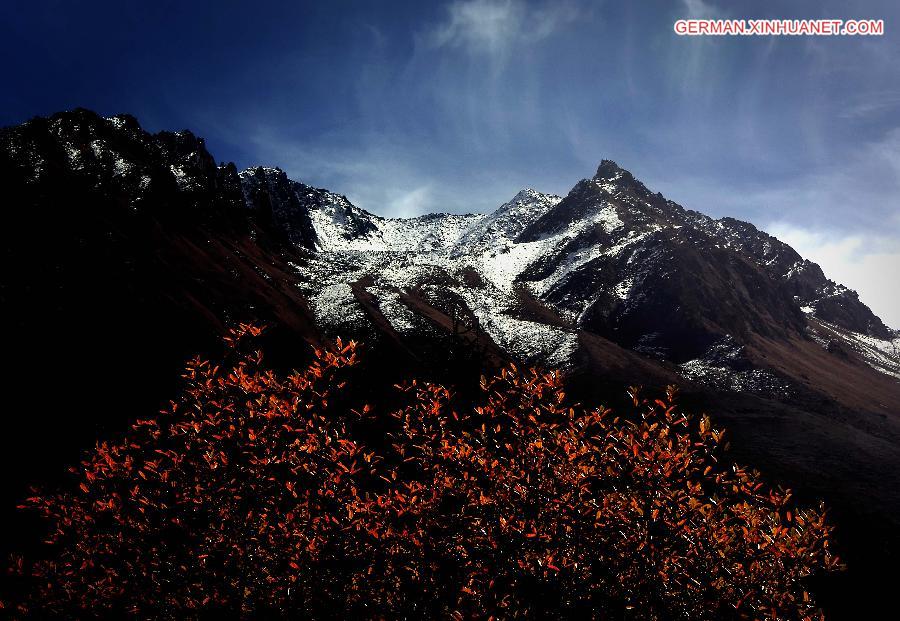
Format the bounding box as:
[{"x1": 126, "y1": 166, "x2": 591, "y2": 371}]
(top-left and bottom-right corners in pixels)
[
  {"x1": 3, "y1": 109, "x2": 896, "y2": 381},
  {"x1": 235, "y1": 158, "x2": 897, "y2": 380}
]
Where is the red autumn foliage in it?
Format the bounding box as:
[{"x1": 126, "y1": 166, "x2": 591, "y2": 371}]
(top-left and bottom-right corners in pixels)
[{"x1": 5, "y1": 324, "x2": 840, "y2": 619}]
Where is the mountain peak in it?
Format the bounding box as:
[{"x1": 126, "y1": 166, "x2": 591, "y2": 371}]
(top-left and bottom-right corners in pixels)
[
  {"x1": 509, "y1": 187, "x2": 542, "y2": 201},
  {"x1": 503, "y1": 187, "x2": 561, "y2": 207},
  {"x1": 594, "y1": 159, "x2": 631, "y2": 182}
]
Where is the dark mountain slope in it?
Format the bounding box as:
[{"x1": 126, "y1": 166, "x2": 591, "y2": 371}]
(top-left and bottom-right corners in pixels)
[{"x1": 0, "y1": 110, "x2": 321, "y2": 511}]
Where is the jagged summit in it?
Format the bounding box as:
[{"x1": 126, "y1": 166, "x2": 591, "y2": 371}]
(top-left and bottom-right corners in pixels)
[
  {"x1": 507, "y1": 187, "x2": 551, "y2": 201},
  {"x1": 594, "y1": 158, "x2": 630, "y2": 181}
]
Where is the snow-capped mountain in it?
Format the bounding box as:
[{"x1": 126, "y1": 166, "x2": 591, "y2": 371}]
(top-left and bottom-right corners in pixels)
[
  {"x1": 231, "y1": 159, "x2": 898, "y2": 390},
  {"x1": 3, "y1": 108, "x2": 895, "y2": 388},
  {"x1": 4, "y1": 112, "x2": 900, "y2": 598}
]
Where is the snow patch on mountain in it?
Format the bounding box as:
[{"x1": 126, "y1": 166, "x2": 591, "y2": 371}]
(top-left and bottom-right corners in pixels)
[
  {"x1": 456, "y1": 189, "x2": 563, "y2": 253},
  {"x1": 815, "y1": 321, "x2": 900, "y2": 379},
  {"x1": 679, "y1": 336, "x2": 795, "y2": 397},
  {"x1": 367, "y1": 286, "x2": 420, "y2": 335},
  {"x1": 311, "y1": 283, "x2": 368, "y2": 333},
  {"x1": 447, "y1": 283, "x2": 578, "y2": 367},
  {"x1": 472, "y1": 241, "x2": 549, "y2": 292},
  {"x1": 680, "y1": 358, "x2": 794, "y2": 398}
]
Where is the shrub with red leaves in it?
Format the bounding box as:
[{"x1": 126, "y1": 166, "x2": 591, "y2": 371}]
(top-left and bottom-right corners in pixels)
[{"x1": 5, "y1": 324, "x2": 840, "y2": 619}]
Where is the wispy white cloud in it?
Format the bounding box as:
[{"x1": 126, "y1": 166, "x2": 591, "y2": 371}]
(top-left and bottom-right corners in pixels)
[
  {"x1": 665, "y1": 0, "x2": 730, "y2": 103},
  {"x1": 680, "y1": 0, "x2": 719, "y2": 18},
  {"x1": 388, "y1": 185, "x2": 436, "y2": 218},
  {"x1": 428, "y1": 0, "x2": 522, "y2": 55},
  {"x1": 424, "y1": 0, "x2": 581, "y2": 66}
]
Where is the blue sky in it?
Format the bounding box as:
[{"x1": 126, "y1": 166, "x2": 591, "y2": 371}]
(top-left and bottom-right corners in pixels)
[{"x1": 2, "y1": 0, "x2": 898, "y2": 326}]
